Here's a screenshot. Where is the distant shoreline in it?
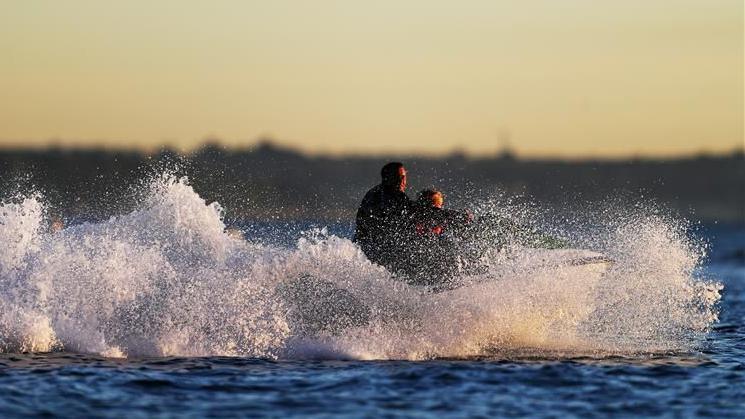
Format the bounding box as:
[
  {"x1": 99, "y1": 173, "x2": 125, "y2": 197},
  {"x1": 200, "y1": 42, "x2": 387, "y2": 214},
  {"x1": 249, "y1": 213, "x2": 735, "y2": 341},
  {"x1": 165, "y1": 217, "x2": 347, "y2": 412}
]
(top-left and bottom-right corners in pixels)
[
  {"x1": 0, "y1": 139, "x2": 742, "y2": 163},
  {"x1": 1, "y1": 143, "x2": 743, "y2": 224}
]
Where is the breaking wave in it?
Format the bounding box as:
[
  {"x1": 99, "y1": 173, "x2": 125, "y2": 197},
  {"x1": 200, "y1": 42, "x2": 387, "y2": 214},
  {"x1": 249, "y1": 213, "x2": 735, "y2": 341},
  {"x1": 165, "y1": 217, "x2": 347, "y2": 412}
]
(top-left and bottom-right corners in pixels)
[{"x1": 0, "y1": 176, "x2": 721, "y2": 360}]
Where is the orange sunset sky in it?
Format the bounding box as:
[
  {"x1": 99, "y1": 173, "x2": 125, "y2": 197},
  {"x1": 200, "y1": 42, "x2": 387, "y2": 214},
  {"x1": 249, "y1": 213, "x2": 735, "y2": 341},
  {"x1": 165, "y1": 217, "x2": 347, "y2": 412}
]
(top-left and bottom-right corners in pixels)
[{"x1": 1, "y1": 0, "x2": 743, "y2": 157}]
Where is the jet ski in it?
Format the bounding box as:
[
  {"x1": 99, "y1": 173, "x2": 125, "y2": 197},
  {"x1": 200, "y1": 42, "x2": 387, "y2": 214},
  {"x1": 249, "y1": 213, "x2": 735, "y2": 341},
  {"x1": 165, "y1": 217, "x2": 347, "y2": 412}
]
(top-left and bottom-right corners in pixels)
[
  {"x1": 278, "y1": 214, "x2": 613, "y2": 335},
  {"x1": 278, "y1": 247, "x2": 612, "y2": 337}
]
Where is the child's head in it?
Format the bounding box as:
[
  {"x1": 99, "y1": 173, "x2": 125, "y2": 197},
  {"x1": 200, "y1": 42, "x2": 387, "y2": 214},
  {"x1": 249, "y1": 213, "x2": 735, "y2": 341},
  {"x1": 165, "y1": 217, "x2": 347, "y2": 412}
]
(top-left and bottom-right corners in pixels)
[{"x1": 418, "y1": 188, "x2": 444, "y2": 209}]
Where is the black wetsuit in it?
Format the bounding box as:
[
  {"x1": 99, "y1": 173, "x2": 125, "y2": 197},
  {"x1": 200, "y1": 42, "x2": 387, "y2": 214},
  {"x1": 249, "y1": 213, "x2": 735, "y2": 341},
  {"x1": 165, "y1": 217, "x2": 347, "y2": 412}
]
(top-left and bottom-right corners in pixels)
[{"x1": 354, "y1": 184, "x2": 416, "y2": 273}]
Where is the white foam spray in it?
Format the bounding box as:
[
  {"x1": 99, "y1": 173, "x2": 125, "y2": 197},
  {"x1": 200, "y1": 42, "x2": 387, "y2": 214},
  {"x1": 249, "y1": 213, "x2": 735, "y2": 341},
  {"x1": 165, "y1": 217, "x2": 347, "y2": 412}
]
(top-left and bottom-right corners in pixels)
[{"x1": 0, "y1": 176, "x2": 721, "y2": 360}]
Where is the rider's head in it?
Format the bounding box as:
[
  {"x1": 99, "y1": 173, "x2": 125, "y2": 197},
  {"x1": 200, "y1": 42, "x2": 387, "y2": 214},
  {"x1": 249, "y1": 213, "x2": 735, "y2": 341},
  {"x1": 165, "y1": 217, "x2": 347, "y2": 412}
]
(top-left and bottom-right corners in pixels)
[
  {"x1": 417, "y1": 188, "x2": 444, "y2": 209},
  {"x1": 381, "y1": 162, "x2": 407, "y2": 192}
]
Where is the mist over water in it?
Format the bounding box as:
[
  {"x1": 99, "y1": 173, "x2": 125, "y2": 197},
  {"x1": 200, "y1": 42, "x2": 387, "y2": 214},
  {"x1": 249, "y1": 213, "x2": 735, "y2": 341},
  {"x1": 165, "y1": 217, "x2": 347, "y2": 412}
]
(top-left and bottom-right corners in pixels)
[{"x1": 0, "y1": 175, "x2": 721, "y2": 360}]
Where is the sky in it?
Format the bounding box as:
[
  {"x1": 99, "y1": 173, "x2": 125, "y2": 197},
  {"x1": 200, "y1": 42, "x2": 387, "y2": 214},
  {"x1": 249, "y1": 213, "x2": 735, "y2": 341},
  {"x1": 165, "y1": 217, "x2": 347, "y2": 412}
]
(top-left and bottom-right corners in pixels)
[{"x1": 0, "y1": 0, "x2": 742, "y2": 157}]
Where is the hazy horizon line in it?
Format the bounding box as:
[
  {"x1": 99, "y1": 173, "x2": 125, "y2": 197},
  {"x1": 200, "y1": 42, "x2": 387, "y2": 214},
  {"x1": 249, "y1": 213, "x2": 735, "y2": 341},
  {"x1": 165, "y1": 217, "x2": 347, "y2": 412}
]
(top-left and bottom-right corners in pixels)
[{"x1": 0, "y1": 137, "x2": 743, "y2": 162}]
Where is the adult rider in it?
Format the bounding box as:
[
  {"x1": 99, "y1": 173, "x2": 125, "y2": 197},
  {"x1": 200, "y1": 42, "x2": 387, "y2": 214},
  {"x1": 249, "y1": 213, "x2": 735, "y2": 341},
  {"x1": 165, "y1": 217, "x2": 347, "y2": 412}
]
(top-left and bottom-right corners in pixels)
[{"x1": 354, "y1": 162, "x2": 416, "y2": 274}]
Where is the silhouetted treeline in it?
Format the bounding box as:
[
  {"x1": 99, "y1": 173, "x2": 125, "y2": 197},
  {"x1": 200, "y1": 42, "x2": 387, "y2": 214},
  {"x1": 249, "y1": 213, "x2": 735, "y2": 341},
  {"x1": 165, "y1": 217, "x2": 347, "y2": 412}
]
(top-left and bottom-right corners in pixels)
[{"x1": 1, "y1": 142, "x2": 743, "y2": 224}]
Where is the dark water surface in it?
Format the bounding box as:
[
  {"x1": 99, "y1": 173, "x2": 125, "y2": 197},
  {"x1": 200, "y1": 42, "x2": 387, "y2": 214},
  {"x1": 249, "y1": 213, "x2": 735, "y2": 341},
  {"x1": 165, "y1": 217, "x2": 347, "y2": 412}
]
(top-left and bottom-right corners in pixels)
[
  {"x1": 1, "y1": 348, "x2": 744, "y2": 417},
  {"x1": 1, "y1": 226, "x2": 743, "y2": 418}
]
